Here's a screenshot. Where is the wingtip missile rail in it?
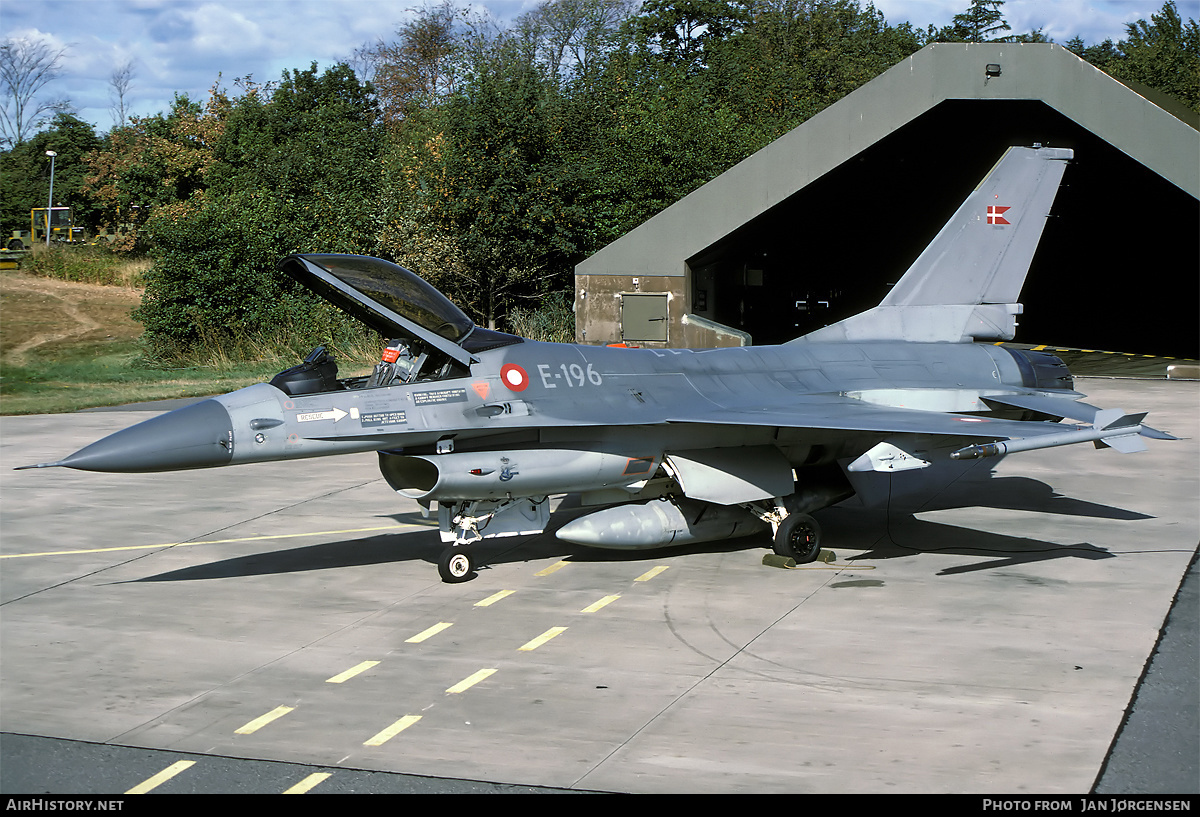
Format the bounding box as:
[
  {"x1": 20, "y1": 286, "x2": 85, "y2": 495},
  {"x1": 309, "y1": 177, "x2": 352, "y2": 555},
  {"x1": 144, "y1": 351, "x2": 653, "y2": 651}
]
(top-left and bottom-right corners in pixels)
[{"x1": 950, "y1": 410, "x2": 1155, "y2": 460}]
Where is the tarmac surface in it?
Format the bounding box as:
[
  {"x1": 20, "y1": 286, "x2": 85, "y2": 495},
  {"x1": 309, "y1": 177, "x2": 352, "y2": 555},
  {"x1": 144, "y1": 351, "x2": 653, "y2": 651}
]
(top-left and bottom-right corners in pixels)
[{"x1": 1, "y1": 377, "x2": 1196, "y2": 794}]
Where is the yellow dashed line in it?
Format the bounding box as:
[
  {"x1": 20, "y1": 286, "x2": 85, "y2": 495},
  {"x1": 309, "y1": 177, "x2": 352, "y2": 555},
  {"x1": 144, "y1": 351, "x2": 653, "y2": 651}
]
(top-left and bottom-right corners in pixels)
[
  {"x1": 406, "y1": 622, "x2": 453, "y2": 643},
  {"x1": 283, "y1": 772, "x2": 332, "y2": 794},
  {"x1": 519, "y1": 626, "x2": 568, "y2": 651},
  {"x1": 364, "y1": 715, "x2": 421, "y2": 746},
  {"x1": 125, "y1": 760, "x2": 195, "y2": 794},
  {"x1": 326, "y1": 661, "x2": 379, "y2": 684},
  {"x1": 535, "y1": 560, "x2": 570, "y2": 576},
  {"x1": 475, "y1": 590, "x2": 515, "y2": 607},
  {"x1": 581, "y1": 594, "x2": 620, "y2": 613},
  {"x1": 234, "y1": 705, "x2": 294, "y2": 735},
  {"x1": 635, "y1": 565, "x2": 669, "y2": 582},
  {"x1": 447, "y1": 668, "x2": 496, "y2": 694}
]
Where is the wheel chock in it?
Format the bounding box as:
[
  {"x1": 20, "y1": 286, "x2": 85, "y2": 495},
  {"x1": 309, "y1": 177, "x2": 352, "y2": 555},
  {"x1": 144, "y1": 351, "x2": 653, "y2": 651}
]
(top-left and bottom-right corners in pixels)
[{"x1": 762, "y1": 550, "x2": 836, "y2": 569}]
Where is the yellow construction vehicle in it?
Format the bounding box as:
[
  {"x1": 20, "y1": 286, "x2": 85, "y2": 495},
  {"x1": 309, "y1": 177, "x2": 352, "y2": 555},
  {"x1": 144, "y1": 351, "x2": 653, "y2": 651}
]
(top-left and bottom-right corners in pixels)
[{"x1": 6, "y1": 207, "x2": 85, "y2": 250}]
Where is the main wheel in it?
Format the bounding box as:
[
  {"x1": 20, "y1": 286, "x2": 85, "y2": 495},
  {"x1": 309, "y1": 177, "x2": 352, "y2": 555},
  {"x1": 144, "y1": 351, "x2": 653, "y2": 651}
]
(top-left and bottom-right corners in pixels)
[
  {"x1": 438, "y1": 548, "x2": 475, "y2": 583},
  {"x1": 772, "y1": 513, "x2": 822, "y2": 564}
]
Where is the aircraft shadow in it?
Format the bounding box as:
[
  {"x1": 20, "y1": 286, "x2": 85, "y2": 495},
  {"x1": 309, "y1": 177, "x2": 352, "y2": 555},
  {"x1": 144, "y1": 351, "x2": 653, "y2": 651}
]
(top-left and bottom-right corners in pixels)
[
  {"x1": 128, "y1": 474, "x2": 1146, "y2": 583},
  {"x1": 820, "y1": 505, "x2": 1118, "y2": 575},
  {"x1": 821, "y1": 471, "x2": 1151, "y2": 574}
]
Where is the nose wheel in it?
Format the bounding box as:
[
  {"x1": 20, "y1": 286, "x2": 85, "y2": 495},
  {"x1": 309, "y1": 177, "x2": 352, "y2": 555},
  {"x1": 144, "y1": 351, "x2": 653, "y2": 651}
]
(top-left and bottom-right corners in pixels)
[{"x1": 438, "y1": 548, "x2": 476, "y2": 583}]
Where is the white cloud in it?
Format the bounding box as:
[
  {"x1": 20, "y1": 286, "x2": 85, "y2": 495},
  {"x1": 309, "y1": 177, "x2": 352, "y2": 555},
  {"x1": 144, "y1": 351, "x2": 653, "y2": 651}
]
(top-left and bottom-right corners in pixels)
[{"x1": 187, "y1": 3, "x2": 267, "y2": 55}]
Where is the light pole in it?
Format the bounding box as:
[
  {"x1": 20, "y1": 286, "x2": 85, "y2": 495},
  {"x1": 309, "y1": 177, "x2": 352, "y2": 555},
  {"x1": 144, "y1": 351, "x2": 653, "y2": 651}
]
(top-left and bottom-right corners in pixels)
[{"x1": 44, "y1": 150, "x2": 57, "y2": 247}]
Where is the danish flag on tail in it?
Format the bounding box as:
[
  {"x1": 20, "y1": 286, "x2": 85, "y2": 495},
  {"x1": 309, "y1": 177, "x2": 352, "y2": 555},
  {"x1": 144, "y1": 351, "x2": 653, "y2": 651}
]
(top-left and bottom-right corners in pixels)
[{"x1": 987, "y1": 205, "x2": 1011, "y2": 225}]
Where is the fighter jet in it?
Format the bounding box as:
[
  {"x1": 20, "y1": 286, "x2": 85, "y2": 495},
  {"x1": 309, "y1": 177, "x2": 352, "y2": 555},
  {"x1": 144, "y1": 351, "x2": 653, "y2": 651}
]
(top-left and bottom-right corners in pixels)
[{"x1": 20, "y1": 146, "x2": 1175, "y2": 582}]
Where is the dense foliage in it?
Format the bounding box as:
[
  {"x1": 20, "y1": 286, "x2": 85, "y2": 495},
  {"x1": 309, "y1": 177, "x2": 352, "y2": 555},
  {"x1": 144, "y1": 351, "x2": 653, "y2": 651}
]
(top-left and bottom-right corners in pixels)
[
  {"x1": 132, "y1": 65, "x2": 386, "y2": 354},
  {"x1": 1, "y1": 0, "x2": 1195, "y2": 357}
]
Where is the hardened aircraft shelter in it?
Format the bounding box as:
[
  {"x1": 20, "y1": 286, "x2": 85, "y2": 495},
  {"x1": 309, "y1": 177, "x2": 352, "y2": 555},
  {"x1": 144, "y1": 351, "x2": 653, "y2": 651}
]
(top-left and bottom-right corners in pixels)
[{"x1": 574, "y1": 43, "x2": 1199, "y2": 357}]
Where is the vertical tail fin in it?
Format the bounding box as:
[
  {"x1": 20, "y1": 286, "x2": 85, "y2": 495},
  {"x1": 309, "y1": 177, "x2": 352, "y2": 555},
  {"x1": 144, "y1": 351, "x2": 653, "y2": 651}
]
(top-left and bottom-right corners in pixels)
[{"x1": 797, "y1": 146, "x2": 1073, "y2": 344}]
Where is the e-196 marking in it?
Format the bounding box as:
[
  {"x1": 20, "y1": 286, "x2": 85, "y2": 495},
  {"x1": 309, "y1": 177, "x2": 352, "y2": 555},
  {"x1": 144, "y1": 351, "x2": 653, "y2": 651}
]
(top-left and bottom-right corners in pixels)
[{"x1": 538, "y1": 363, "x2": 603, "y2": 389}]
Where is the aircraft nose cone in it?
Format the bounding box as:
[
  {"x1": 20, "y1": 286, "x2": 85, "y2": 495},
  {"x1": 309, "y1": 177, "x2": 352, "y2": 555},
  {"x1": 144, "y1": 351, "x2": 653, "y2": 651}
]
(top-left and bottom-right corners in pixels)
[{"x1": 56, "y1": 399, "x2": 235, "y2": 473}]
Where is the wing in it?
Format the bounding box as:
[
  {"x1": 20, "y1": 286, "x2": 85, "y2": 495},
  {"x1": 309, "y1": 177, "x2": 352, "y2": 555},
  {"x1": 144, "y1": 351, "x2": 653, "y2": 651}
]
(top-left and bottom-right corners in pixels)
[
  {"x1": 664, "y1": 389, "x2": 1171, "y2": 471},
  {"x1": 665, "y1": 393, "x2": 1077, "y2": 440}
]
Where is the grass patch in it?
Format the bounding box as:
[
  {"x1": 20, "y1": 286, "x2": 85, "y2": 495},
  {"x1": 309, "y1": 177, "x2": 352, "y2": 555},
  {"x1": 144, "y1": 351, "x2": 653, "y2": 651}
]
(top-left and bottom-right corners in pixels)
[
  {"x1": 507, "y1": 291, "x2": 576, "y2": 343},
  {"x1": 167, "y1": 322, "x2": 382, "y2": 376},
  {"x1": 1, "y1": 266, "x2": 385, "y2": 415},
  {"x1": 1, "y1": 264, "x2": 579, "y2": 416},
  {"x1": 1, "y1": 364, "x2": 275, "y2": 415},
  {"x1": 1, "y1": 333, "x2": 380, "y2": 416},
  {"x1": 0, "y1": 336, "x2": 277, "y2": 415},
  {"x1": 20, "y1": 244, "x2": 151, "y2": 288}
]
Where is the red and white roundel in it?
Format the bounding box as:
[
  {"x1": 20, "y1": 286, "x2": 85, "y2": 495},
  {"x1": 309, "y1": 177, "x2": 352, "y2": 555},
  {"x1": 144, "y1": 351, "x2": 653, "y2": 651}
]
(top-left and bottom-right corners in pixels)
[{"x1": 500, "y1": 363, "x2": 529, "y2": 392}]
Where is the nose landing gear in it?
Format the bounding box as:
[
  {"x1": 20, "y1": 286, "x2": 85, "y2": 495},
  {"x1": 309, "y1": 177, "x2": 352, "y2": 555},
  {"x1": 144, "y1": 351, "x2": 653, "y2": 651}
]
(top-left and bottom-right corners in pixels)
[{"x1": 438, "y1": 547, "x2": 476, "y2": 583}]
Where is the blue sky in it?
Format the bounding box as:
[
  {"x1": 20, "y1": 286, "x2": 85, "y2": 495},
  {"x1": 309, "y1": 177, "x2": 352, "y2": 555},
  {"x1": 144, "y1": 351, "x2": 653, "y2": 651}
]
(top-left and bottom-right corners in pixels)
[{"x1": 2, "y1": 0, "x2": 1196, "y2": 134}]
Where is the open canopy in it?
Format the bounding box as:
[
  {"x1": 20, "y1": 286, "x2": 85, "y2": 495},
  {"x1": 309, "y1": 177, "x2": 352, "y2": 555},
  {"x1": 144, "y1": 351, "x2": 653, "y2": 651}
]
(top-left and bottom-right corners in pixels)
[
  {"x1": 280, "y1": 254, "x2": 473, "y2": 340},
  {"x1": 278, "y1": 253, "x2": 485, "y2": 368}
]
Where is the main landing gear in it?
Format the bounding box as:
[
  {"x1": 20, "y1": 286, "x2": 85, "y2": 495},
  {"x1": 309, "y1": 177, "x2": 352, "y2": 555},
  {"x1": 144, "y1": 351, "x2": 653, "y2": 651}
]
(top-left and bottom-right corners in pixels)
[
  {"x1": 771, "y1": 512, "x2": 822, "y2": 564},
  {"x1": 744, "y1": 499, "x2": 825, "y2": 565}
]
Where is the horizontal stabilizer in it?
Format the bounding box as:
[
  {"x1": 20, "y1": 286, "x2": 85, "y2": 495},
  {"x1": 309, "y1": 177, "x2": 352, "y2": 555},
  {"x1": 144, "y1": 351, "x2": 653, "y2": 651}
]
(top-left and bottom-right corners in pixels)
[
  {"x1": 985, "y1": 393, "x2": 1176, "y2": 441},
  {"x1": 1092, "y1": 409, "x2": 1148, "y2": 452},
  {"x1": 1095, "y1": 409, "x2": 1145, "y2": 430},
  {"x1": 1095, "y1": 433, "x2": 1147, "y2": 453}
]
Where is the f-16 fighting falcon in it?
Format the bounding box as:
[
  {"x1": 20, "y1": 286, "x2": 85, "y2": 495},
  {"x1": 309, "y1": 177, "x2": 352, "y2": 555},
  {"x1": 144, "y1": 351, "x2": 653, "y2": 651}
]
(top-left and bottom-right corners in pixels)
[{"x1": 20, "y1": 146, "x2": 1176, "y2": 582}]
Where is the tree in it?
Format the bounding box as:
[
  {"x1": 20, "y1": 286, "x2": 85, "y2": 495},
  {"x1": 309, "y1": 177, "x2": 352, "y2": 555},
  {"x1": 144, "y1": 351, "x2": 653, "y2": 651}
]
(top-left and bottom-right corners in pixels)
[
  {"x1": 1064, "y1": 36, "x2": 1121, "y2": 72},
  {"x1": 131, "y1": 64, "x2": 385, "y2": 353},
  {"x1": 1063, "y1": 2, "x2": 1199, "y2": 114},
  {"x1": 359, "y1": 1, "x2": 467, "y2": 125},
  {"x1": 634, "y1": 0, "x2": 751, "y2": 69},
  {"x1": 109, "y1": 60, "x2": 136, "y2": 130},
  {"x1": 516, "y1": 0, "x2": 637, "y2": 80},
  {"x1": 1110, "y1": 1, "x2": 1199, "y2": 113},
  {"x1": 419, "y1": 33, "x2": 568, "y2": 327},
  {"x1": 715, "y1": 0, "x2": 924, "y2": 126},
  {"x1": 936, "y1": 0, "x2": 1012, "y2": 43},
  {"x1": 0, "y1": 112, "x2": 100, "y2": 235},
  {"x1": 0, "y1": 36, "x2": 72, "y2": 147},
  {"x1": 82, "y1": 90, "x2": 227, "y2": 252}
]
